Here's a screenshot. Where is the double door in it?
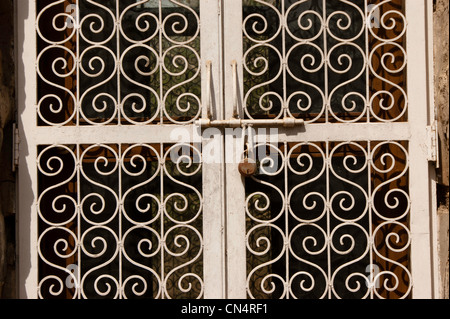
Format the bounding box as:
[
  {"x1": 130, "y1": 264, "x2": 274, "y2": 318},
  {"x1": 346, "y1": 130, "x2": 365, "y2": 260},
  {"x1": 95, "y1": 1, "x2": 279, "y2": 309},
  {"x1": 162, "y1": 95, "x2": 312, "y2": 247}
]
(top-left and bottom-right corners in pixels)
[{"x1": 17, "y1": 0, "x2": 436, "y2": 299}]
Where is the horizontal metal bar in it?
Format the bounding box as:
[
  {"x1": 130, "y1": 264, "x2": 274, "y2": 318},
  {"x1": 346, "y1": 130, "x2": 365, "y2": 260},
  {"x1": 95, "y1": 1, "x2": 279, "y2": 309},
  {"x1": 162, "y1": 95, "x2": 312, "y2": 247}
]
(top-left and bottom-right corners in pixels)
[
  {"x1": 28, "y1": 122, "x2": 411, "y2": 145},
  {"x1": 195, "y1": 118, "x2": 305, "y2": 128},
  {"x1": 29, "y1": 125, "x2": 199, "y2": 144}
]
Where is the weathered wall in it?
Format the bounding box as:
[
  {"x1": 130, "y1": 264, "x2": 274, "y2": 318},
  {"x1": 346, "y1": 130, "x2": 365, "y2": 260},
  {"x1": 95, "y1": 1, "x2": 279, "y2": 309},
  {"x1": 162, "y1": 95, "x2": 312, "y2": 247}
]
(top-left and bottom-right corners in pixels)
[
  {"x1": 434, "y1": 0, "x2": 449, "y2": 299},
  {"x1": 0, "y1": 0, "x2": 15, "y2": 299}
]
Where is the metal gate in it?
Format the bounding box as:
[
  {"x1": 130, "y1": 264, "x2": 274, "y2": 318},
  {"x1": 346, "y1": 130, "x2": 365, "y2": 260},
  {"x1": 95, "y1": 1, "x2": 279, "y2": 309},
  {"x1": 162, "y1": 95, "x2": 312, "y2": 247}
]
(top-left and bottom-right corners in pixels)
[{"x1": 17, "y1": 0, "x2": 437, "y2": 299}]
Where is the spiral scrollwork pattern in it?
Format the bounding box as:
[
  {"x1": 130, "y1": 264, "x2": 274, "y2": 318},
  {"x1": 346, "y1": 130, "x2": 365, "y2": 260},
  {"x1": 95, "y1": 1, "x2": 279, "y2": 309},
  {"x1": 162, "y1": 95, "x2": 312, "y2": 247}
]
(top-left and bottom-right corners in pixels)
[
  {"x1": 37, "y1": 143, "x2": 203, "y2": 299},
  {"x1": 37, "y1": 0, "x2": 201, "y2": 126},
  {"x1": 242, "y1": 0, "x2": 407, "y2": 123},
  {"x1": 246, "y1": 141, "x2": 411, "y2": 299}
]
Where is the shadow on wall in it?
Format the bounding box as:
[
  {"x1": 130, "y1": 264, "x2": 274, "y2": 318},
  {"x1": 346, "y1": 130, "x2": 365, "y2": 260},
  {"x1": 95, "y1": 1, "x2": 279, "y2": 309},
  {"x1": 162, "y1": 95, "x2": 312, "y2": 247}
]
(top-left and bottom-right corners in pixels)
[{"x1": 14, "y1": 0, "x2": 32, "y2": 299}]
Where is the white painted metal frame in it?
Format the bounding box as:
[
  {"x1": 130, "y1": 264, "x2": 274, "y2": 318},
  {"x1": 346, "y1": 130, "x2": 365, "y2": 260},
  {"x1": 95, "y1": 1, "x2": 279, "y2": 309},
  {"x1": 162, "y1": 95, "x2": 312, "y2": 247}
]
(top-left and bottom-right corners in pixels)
[
  {"x1": 17, "y1": 0, "x2": 225, "y2": 299},
  {"x1": 16, "y1": 0, "x2": 437, "y2": 299},
  {"x1": 406, "y1": 0, "x2": 438, "y2": 299}
]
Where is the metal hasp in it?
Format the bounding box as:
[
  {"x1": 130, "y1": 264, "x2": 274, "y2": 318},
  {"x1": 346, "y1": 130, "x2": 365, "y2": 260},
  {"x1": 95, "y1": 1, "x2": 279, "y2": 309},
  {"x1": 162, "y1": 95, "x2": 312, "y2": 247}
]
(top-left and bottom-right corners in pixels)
[
  {"x1": 195, "y1": 117, "x2": 304, "y2": 128},
  {"x1": 200, "y1": 60, "x2": 305, "y2": 128}
]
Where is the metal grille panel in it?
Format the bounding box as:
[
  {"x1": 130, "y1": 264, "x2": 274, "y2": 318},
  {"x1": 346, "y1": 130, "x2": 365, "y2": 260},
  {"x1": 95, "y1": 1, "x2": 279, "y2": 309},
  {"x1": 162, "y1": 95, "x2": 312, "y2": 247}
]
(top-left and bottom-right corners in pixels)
[
  {"x1": 36, "y1": 0, "x2": 201, "y2": 126},
  {"x1": 37, "y1": 143, "x2": 203, "y2": 299},
  {"x1": 242, "y1": 0, "x2": 407, "y2": 123},
  {"x1": 245, "y1": 141, "x2": 411, "y2": 299}
]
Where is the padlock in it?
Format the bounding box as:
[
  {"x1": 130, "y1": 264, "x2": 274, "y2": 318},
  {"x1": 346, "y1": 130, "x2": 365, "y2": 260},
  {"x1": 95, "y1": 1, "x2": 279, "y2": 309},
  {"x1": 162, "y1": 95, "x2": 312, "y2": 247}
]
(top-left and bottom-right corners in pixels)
[
  {"x1": 238, "y1": 157, "x2": 257, "y2": 177},
  {"x1": 239, "y1": 125, "x2": 257, "y2": 177}
]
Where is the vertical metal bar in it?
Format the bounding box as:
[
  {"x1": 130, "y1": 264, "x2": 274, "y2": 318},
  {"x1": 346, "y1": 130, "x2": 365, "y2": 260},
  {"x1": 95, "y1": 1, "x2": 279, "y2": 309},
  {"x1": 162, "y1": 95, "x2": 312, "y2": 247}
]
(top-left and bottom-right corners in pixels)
[
  {"x1": 76, "y1": 144, "x2": 81, "y2": 299},
  {"x1": 323, "y1": 0, "x2": 329, "y2": 124},
  {"x1": 368, "y1": 140, "x2": 374, "y2": 298},
  {"x1": 220, "y1": 0, "x2": 227, "y2": 290},
  {"x1": 326, "y1": 140, "x2": 331, "y2": 298},
  {"x1": 366, "y1": 0, "x2": 374, "y2": 293},
  {"x1": 283, "y1": 141, "x2": 289, "y2": 298},
  {"x1": 219, "y1": 0, "x2": 227, "y2": 298},
  {"x1": 76, "y1": 0, "x2": 80, "y2": 126},
  {"x1": 160, "y1": 142, "x2": 165, "y2": 298},
  {"x1": 223, "y1": 0, "x2": 247, "y2": 299},
  {"x1": 406, "y1": 0, "x2": 435, "y2": 299},
  {"x1": 116, "y1": 0, "x2": 121, "y2": 125},
  {"x1": 159, "y1": 0, "x2": 164, "y2": 124},
  {"x1": 425, "y1": 0, "x2": 440, "y2": 298},
  {"x1": 18, "y1": 0, "x2": 38, "y2": 298},
  {"x1": 281, "y1": 1, "x2": 287, "y2": 118},
  {"x1": 364, "y1": 0, "x2": 370, "y2": 123},
  {"x1": 118, "y1": 143, "x2": 123, "y2": 298},
  {"x1": 203, "y1": 136, "x2": 226, "y2": 298},
  {"x1": 115, "y1": 1, "x2": 123, "y2": 298},
  {"x1": 200, "y1": 0, "x2": 225, "y2": 299}
]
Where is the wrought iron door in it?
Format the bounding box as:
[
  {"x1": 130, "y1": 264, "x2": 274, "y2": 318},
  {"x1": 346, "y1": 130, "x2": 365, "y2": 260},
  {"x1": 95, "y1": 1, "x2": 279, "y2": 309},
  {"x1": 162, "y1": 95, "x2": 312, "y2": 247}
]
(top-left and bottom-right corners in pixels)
[
  {"x1": 17, "y1": 0, "x2": 437, "y2": 299},
  {"x1": 222, "y1": 0, "x2": 436, "y2": 299},
  {"x1": 19, "y1": 0, "x2": 225, "y2": 299}
]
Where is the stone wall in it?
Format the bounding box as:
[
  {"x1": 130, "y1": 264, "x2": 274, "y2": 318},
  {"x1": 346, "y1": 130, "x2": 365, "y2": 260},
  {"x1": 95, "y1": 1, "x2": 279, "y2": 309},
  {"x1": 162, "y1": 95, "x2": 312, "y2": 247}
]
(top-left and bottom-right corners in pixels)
[{"x1": 434, "y1": 0, "x2": 449, "y2": 300}]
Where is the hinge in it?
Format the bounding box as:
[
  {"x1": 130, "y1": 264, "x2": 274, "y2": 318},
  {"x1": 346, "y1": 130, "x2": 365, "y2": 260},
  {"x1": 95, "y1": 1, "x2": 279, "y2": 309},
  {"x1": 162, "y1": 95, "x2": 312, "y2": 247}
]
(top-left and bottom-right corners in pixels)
[
  {"x1": 426, "y1": 121, "x2": 439, "y2": 167},
  {"x1": 12, "y1": 123, "x2": 20, "y2": 172}
]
